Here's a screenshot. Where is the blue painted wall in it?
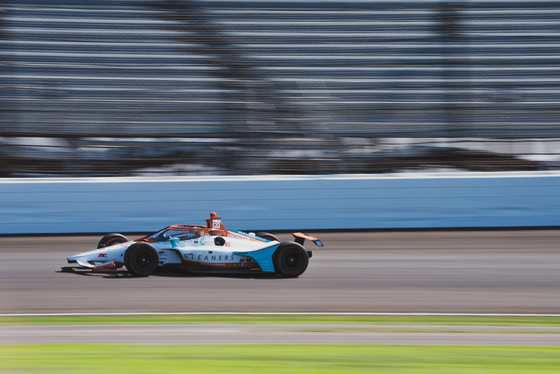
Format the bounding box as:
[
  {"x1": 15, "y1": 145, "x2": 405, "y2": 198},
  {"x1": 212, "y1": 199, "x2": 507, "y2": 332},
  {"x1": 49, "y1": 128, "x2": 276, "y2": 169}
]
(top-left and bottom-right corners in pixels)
[{"x1": 1, "y1": 173, "x2": 559, "y2": 234}]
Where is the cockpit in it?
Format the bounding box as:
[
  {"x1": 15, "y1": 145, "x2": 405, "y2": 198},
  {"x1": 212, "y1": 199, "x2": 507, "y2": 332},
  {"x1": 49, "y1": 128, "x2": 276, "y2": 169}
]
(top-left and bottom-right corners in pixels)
[{"x1": 145, "y1": 226, "x2": 201, "y2": 242}]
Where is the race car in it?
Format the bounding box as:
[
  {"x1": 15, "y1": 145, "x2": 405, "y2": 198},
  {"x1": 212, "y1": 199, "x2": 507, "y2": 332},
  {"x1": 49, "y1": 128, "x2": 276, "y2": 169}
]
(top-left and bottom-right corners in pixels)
[{"x1": 66, "y1": 212, "x2": 323, "y2": 277}]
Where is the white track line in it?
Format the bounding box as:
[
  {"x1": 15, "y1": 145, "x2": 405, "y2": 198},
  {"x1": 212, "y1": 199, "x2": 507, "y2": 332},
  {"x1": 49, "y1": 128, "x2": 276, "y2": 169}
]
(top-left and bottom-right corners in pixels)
[{"x1": 2, "y1": 312, "x2": 560, "y2": 317}]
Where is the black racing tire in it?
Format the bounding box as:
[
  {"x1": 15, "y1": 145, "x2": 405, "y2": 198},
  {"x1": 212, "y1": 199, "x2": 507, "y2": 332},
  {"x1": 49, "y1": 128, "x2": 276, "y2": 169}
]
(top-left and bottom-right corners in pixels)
[
  {"x1": 124, "y1": 243, "x2": 159, "y2": 277},
  {"x1": 273, "y1": 242, "x2": 309, "y2": 277},
  {"x1": 97, "y1": 233, "x2": 128, "y2": 249},
  {"x1": 256, "y1": 232, "x2": 279, "y2": 242}
]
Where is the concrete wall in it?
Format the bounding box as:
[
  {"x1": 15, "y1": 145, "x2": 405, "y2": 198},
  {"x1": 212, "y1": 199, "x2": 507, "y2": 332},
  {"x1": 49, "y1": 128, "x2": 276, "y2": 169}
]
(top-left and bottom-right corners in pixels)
[{"x1": 1, "y1": 172, "x2": 559, "y2": 234}]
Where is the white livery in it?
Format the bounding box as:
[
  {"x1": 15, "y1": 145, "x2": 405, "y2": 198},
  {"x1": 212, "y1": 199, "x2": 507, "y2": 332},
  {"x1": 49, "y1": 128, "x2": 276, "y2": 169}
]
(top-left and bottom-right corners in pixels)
[{"x1": 67, "y1": 212, "x2": 323, "y2": 277}]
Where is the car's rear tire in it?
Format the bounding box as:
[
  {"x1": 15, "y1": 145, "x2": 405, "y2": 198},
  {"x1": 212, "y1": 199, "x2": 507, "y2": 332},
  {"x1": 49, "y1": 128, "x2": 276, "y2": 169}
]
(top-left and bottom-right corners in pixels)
[
  {"x1": 256, "y1": 232, "x2": 279, "y2": 242},
  {"x1": 97, "y1": 233, "x2": 128, "y2": 248},
  {"x1": 273, "y1": 242, "x2": 309, "y2": 277},
  {"x1": 124, "y1": 243, "x2": 159, "y2": 277}
]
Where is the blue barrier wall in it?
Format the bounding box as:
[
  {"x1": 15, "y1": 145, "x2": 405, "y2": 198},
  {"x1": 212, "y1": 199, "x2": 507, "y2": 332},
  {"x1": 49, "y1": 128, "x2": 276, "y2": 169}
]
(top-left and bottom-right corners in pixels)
[{"x1": 1, "y1": 172, "x2": 559, "y2": 234}]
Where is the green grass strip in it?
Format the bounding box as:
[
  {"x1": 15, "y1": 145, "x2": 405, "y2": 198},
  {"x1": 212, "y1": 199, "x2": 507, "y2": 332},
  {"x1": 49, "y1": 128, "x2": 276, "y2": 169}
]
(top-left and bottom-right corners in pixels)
[
  {"x1": 1, "y1": 344, "x2": 559, "y2": 374},
  {"x1": 1, "y1": 314, "x2": 559, "y2": 326}
]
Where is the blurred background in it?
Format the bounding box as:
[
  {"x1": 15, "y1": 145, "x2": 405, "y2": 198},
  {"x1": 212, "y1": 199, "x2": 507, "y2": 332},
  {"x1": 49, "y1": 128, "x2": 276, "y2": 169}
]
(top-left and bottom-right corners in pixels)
[{"x1": 1, "y1": 0, "x2": 560, "y2": 177}]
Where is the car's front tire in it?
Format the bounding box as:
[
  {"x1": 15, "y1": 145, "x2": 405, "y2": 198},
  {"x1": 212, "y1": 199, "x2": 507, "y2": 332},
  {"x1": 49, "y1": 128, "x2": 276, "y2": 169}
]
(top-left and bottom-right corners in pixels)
[
  {"x1": 124, "y1": 243, "x2": 159, "y2": 276},
  {"x1": 273, "y1": 242, "x2": 309, "y2": 277},
  {"x1": 97, "y1": 233, "x2": 128, "y2": 248}
]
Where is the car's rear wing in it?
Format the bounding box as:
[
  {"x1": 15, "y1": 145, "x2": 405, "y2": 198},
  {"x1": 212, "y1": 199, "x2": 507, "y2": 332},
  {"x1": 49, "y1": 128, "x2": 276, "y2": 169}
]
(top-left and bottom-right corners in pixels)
[{"x1": 292, "y1": 232, "x2": 324, "y2": 247}]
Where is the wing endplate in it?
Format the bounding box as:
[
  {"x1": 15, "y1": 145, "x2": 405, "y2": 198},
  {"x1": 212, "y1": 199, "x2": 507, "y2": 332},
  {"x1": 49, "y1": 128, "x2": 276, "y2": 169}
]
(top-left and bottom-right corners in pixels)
[
  {"x1": 76, "y1": 260, "x2": 117, "y2": 272},
  {"x1": 292, "y1": 232, "x2": 324, "y2": 247}
]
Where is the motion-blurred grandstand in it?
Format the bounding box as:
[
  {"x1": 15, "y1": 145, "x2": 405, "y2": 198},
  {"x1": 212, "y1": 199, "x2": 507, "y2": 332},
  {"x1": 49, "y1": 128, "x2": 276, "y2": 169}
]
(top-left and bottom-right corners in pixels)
[{"x1": 1, "y1": 0, "x2": 559, "y2": 176}]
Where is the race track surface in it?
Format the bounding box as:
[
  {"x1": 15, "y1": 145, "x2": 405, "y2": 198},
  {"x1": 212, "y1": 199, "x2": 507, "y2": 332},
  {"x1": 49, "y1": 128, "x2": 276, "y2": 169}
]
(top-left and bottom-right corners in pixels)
[
  {"x1": 2, "y1": 324, "x2": 560, "y2": 346},
  {"x1": 1, "y1": 230, "x2": 559, "y2": 314}
]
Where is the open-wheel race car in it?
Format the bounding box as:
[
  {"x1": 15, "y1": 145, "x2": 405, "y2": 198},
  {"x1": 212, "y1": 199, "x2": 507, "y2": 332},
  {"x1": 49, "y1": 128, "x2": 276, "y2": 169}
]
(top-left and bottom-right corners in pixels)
[{"x1": 67, "y1": 212, "x2": 323, "y2": 277}]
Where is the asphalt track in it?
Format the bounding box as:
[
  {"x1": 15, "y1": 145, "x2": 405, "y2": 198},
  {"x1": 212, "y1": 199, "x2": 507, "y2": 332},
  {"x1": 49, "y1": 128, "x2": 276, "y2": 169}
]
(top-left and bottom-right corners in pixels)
[
  {"x1": 2, "y1": 324, "x2": 560, "y2": 346},
  {"x1": 1, "y1": 230, "x2": 560, "y2": 345},
  {"x1": 1, "y1": 230, "x2": 559, "y2": 315}
]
